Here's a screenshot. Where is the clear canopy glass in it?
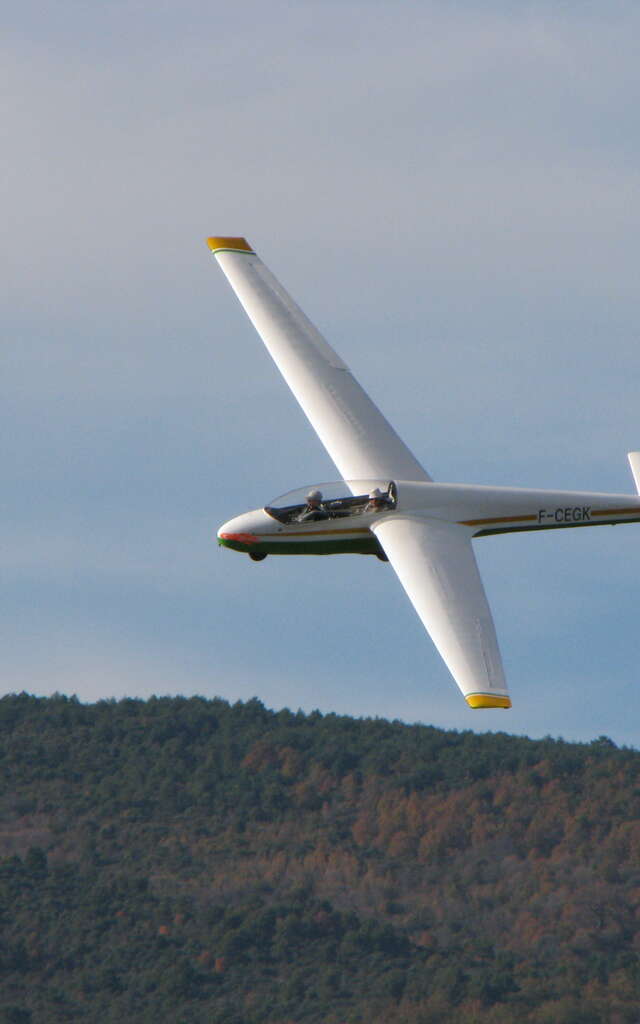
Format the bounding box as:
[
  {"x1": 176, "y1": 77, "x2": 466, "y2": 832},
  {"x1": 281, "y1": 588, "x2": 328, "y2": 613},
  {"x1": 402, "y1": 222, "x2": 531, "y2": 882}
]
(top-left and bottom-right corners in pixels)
[{"x1": 265, "y1": 480, "x2": 397, "y2": 524}]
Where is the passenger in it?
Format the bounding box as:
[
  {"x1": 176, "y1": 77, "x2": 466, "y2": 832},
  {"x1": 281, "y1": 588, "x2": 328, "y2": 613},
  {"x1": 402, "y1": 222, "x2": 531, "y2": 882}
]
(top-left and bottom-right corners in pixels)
[
  {"x1": 365, "y1": 488, "x2": 390, "y2": 513},
  {"x1": 297, "y1": 489, "x2": 329, "y2": 523}
]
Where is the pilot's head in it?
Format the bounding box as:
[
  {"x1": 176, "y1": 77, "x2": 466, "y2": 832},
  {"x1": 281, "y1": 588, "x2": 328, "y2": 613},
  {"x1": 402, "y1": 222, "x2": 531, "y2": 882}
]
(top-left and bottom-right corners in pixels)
[
  {"x1": 307, "y1": 489, "x2": 323, "y2": 508},
  {"x1": 369, "y1": 488, "x2": 385, "y2": 507}
]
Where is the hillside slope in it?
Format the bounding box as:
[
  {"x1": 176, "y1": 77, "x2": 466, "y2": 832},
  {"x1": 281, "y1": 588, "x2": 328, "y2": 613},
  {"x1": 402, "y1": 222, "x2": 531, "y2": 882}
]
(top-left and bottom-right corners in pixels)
[{"x1": 1, "y1": 694, "x2": 639, "y2": 1022}]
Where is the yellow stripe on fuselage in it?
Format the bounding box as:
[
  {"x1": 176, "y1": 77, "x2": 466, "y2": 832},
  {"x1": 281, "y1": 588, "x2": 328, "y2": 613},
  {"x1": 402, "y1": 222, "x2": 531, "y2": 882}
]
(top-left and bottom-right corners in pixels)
[
  {"x1": 261, "y1": 527, "x2": 371, "y2": 539},
  {"x1": 591, "y1": 507, "x2": 640, "y2": 518},
  {"x1": 460, "y1": 514, "x2": 537, "y2": 528},
  {"x1": 460, "y1": 508, "x2": 640, "y2": 532}
]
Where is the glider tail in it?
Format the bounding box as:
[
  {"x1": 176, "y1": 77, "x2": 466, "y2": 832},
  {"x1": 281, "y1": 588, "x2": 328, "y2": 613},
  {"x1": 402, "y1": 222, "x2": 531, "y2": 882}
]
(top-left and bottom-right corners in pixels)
[{"x1": 628, "y1": 452, "x2": 640, "y2": 493}]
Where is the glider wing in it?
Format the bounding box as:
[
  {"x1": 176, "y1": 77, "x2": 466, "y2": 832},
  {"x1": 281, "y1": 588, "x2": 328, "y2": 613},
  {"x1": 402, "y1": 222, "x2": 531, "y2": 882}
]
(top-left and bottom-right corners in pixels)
[
  {"x1": 208, "y1": 237, "x2": 431, "y2": 483},
  {"x1": 372, "y1": 516, "x2": 511, "y2": 708}
]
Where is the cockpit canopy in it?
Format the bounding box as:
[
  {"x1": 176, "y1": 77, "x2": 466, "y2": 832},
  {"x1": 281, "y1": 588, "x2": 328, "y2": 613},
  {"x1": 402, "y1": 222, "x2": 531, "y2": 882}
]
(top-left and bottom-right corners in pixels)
[{"x1": 265, "y1": 480, "x2": 397, "y2": 525}]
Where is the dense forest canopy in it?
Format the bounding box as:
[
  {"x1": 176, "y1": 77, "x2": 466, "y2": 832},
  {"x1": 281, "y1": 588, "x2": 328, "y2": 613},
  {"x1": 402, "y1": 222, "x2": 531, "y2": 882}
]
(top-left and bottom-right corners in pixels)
[{"x1": 1, "y1": 693, "x2": 639, "y2": 1022}]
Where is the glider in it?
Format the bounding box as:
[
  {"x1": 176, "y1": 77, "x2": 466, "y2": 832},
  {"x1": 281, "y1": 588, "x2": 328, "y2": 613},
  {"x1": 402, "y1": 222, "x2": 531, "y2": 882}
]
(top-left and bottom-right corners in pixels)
[{"x1": 208, "y1": 236, "x2": 640, "y2": 709}]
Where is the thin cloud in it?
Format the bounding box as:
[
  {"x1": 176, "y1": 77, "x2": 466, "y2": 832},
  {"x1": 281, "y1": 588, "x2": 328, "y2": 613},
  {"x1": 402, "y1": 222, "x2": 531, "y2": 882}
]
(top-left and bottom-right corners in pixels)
[{"x1": 4, "y1": 1, "x2": 640, "y2": 743}]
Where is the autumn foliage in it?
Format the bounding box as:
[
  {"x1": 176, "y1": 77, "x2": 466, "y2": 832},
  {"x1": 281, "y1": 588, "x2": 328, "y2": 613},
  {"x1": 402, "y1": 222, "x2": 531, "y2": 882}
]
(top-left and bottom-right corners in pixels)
[{"x1": 0, "y1": 693, "x2": 639, "y2": 1022}]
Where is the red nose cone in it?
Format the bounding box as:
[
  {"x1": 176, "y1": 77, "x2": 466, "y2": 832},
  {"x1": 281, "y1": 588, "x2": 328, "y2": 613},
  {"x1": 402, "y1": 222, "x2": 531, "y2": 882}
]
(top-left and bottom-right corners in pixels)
[{"x1": 219, "y1": 531, "x2": 258, "y2": 545}]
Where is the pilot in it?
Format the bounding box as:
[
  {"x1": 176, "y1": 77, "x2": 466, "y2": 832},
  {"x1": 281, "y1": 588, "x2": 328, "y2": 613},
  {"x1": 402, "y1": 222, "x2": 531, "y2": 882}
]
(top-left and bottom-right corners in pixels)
[
  {"x1": 297, "y1": 489, "x2": 329, "y2": 523},
  {"x1": 365, "y1": 488, "x2": 390, "y2": 513}
]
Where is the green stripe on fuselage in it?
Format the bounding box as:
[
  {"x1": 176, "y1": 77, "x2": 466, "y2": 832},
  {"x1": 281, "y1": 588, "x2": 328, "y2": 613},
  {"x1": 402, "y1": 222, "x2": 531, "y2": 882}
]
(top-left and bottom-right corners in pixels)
[{"x1": 218, "y1": 534, "x2": 380, "y2": 556}]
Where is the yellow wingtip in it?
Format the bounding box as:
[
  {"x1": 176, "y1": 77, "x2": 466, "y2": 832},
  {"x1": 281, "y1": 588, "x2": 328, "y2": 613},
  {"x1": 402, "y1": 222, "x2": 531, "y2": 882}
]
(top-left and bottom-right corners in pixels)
[
  {"x1": 207, "y1": 236, "x2": 254, "y2": 254},
  {"x1": 466, "y1": 694, "x2": 512, "y2": 709}
]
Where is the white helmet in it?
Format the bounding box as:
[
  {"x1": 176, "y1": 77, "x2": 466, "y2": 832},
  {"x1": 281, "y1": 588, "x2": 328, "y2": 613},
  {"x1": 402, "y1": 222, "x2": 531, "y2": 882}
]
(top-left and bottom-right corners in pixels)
[{"x1": 369, "y1": 488, "x2": 384, "y2": 500}]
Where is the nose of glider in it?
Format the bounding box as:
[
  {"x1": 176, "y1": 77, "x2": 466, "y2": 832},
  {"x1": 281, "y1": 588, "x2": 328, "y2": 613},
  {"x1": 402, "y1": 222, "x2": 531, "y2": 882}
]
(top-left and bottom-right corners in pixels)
[{"x1": 217, "y1": 509, "x2": 274, "y2": 552}]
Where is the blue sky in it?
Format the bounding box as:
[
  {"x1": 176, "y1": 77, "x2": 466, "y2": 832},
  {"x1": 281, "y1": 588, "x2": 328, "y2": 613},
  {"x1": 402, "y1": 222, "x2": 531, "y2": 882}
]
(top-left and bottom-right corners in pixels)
[{"x1": 3, "y1": 1, "x2": 640, "y2": 745}]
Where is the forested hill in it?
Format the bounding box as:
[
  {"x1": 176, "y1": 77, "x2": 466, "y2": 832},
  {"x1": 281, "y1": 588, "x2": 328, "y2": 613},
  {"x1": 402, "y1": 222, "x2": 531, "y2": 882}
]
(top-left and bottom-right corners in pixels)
[{"x1": 1, "y1": 695, "x2": 639, "y2": 1023}]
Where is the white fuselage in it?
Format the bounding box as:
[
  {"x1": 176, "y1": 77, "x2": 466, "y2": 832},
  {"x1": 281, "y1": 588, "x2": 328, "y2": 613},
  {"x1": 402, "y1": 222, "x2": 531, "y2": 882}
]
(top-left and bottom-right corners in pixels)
[{"x1": 218, "y1": 480, "x2": 640, "y2": 557}]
